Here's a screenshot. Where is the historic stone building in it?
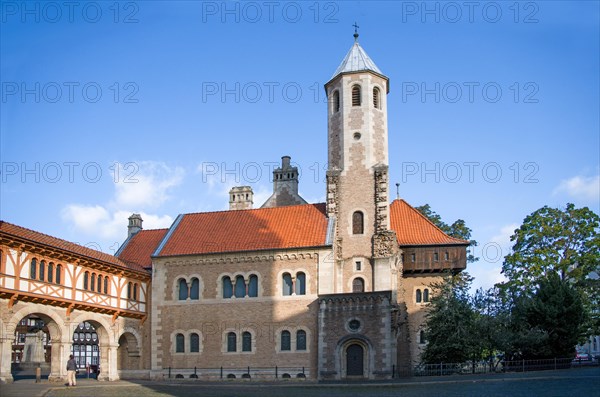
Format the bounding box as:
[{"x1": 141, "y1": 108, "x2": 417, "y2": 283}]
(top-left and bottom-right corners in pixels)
[{"x1": 0, "y1": 35, "x2": 468, "y2": 383}]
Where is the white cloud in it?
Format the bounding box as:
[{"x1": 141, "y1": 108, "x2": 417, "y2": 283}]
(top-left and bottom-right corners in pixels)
[
  {"x1": 113, "y1": 161, "x2": 184, "y2": 208},
  {"x1": 553, "y1": 174, "x2": 600, "y2": 202},
  {"x1": 61, "y1": 161, "x2": 180, "y2": 250}
]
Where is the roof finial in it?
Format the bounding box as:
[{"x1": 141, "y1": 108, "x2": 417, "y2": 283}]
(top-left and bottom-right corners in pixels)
[
  {"x1": 395, "y1": 183, "x2": 400, "y2": 200},
  {"x1": 353, "y1": 22, "x2": 359, "y2": 41}
]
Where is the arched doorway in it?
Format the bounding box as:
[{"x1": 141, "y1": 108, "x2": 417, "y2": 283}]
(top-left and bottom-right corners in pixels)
[
  {"x1": 117, "y1": 331, "x2": 141, "y2": 373},
  {"x1": 346, "y1": 344, "x2": 364, "y2": 377},
  {"x1": 11, "y1": 315, "x2": 52, "y2": 379},
  {"x1": 71, "y1": 322, "x2": 100, "y2": 376}
]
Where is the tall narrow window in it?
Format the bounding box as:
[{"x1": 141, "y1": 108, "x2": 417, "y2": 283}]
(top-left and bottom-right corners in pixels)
[
  {"x1": 30, "y1": 259, "x2": 37, "y2": 279},
  {"x1": 373, "y1": 87, "x2": 381, "y2": 109},
  {"x1": 416, "y1": 289, "x2": 422, "y2": 303},
  {"x1": 419, "y1": 330, "x2": 426, "y2": 344},
  {"x1": 227, "y1": 332, "x2": 236, "y2": 352},
  {"x1": 133, "y1": 283, "x2": 138, "y2": 300},
  {"x1": 190, "y1": 333, "x2": 200, "y2": 353},
  {"x1": 445, "y1": 252, "x2": 449, "y2": 261},
  {"x1": 234, "y1": 275, "x2": 246, "y2": 298},
  {"x1": 352, "y1": 211, "x2": 364, "y2": 234},
  {"x1": 281, "y1": 330, "x2": 291, "y2": 351},
  {"x1": 48, "y1": 263, "x2": 54, "y2": 283},
  {"x1": 83, "y1": 272, "x2": 89, "y2": 290},
  {"x1": 296, "y1": 330, "x2": 307, "y2": 351},
  {"x1": 103, "y1": 274, "x2": 108, "y2": 293},
  {"x1": 175, "y1": 333, "x2": 184, "y2": 353},
  {"x1": 91, "y1": 273, "x2": 96, "y2": 291},
  {"x1": 282, "y1": 273, "x2": 293, "y2": 296},
  {"x1": 434, "y1": 252, "x2": 439, "y2": 261},
  {"x1": 222, "y1": 277, "x2": 233, "y2": 298},
  {"x1": 127, "y1": 282, "x2": 132, "y2": 299},
  {"x1": 352, "y1": 277, "x2": 365, "y2": 293},
  {"x1": 248, "y1": 275, "x2": 258, "y2": 297},
  {"x1": 97, "y1": 275, "x2": 102, "y2": 292},
  {"x1": 295, "y1": 272, "x2": 306, "y2": 295},
  {"x1": 56, "y1": 264, "x2": 62, "y2": 284},
  {"x1": 352, "y1": 85, "x2": 361, "y2": 106},
  {"x1": 39, "y1": 260, "x2": 45, "y2": 281},
  {"x1": 190, "y1": 278, "x2": 199, "y2": 300},
  {"x1": 423, "y1": 288, "x2": 430, "y2": 303},
  {"x1": 242, "y1": 332, "x2": 252, "y2": 352},
  {"x1": 411, "y1": 253, "x2": 416, "y2": 262},
  {"x1": 333, "y1": 90, "x2": 340, "y2": 112}
]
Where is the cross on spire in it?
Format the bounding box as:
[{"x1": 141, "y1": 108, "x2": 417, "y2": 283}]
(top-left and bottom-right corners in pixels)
[{"x1": 353, "y1": 22, "x2": 359, "y2": 41}]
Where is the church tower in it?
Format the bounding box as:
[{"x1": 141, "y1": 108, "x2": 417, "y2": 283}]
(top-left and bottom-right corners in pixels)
[{"x1": 325, "y1": 31, "x2": 399, "y2": 293}]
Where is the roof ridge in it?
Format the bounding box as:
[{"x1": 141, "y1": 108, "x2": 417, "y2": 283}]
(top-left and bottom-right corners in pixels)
[
  {"x1": 182, "y1": 202, "x2": 326, "y2": 217},
  {"x1": 395, "y1": 200, "x2": 469, "y2": 244}
]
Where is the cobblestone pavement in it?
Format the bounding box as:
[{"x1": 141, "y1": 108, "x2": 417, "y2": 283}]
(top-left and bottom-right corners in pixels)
[{"x1": 0, "y1": 367, "x2": 597, "y2": 397}]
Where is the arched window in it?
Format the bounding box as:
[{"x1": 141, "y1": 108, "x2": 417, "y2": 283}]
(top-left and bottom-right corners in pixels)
[
  {"x1": 227, "y1": 332, "x2": 236, "y2": 352},
  {"x1": 234, "y1": 275, "x2": 246, "y2": 298},
  {"x1": 423, "y1": 288, "x2": 430, "y2": 303},
  {"x1": 178, "y1": 278, "x2": 188, "y2": 300},
  {"x1": 222, "y1": 276, "x2": 233, "y2": 299},
  {"x1": 190, "y1": 333, "x2": 200, "y2": 353},
  {"x1": 127, "y1": 282, "x2": 132, "y2": 299},
  {"x1": 56, "y1": 264, "x2": 62, "y2": 284},
  {"x1": 133, "y1": 283, "x2": 138, "y2": 301},
  {"x1": 98, "y1": 275, "x2": 103, "y2": 292},
  {"x1": 416, "y1": 289, "x2": 422, "y2": 303},
  {"x1": 295, "y1": 272, "x2": 306, "y2": 295},
  {"x1": 373, "y1": 87, "x2": 380, "y2": 109},
  {"x1": 39, "y1": 260, "x2": 45, "y2": 281},
  {"x1": 281, "y1": 330, "x2": 291, "y2": 351},
  {"x1": 30, "y1": 258, "x2": 37, "y2": 279},
  {"x1": 83, "y1": 272, "x2": 89, "y2": 290},
  {"x1": 352, "y1": 85, "x2": 361, "y2": 106},
  {"x1": 242, "y1": 331, "x2": 252, "y2": 352},
  {"x1": 333, "y1": 90, "x2": 340, "y2": 112},
  {"x1": 282, "y1": 273, "x2": 293, "y2": 296},
  {"x1": 48, "y1": 263, "x2": 54, "y2": 283},
  {"x1": 296, "y1": 330, "x2": 307, "y2": 351},
  {"x1": 352, "y1": 277, "x2": 364, "y2": 293},
  {"x1": 248, "y1": 275, "x2": 258, "y2": 297},
  {"x1": 103, "y1": 275, "x2": 108, "y2": 293},
  {"x1": 352, "y1": 211, "x2": 364, "y2": 234},
  {"x1": 190, "y1": 278, "x2": 200, "y2": 300},
  {"x1": 91, "y1": 273, "x2": 96, "y2": 291},
  {"x1": 175, "y1": 333, "x2": 185, "y2": 352},
  {"x1": 419, "y1": 330, "x2": 426, "y2": 344}
]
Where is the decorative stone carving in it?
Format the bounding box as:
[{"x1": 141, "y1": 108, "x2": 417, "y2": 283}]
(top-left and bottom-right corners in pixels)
[{"x1": 373, "y1": 230, "x2": 398, "y2": 258}]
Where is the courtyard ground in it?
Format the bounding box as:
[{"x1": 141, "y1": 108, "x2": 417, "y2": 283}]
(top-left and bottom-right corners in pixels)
[{"x1": 0, "y1": 366, "x2": 597, "y2": 397}]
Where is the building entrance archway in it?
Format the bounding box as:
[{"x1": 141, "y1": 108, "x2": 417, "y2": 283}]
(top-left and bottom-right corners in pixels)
[{"x1": 346, "y1": 343, "x2": 364, "y2": 376}]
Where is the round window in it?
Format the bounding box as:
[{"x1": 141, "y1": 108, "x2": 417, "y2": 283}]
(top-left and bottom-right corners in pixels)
[
  {"x1": 348, "y1": 319, "x2": 361, "y2": 332},
  {"x1": 353, "y1": 132, "x2": 361, "y2": 140}
]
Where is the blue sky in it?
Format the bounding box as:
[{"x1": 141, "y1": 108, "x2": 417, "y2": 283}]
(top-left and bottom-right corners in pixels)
[{"x1": 1, "y1": 1, "x2": 599, "y2": 291}]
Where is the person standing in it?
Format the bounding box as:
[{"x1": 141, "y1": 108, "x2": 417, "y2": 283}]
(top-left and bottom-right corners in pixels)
[{"x1": 66, "y1": 354, "x2": 77, "y2": 386}]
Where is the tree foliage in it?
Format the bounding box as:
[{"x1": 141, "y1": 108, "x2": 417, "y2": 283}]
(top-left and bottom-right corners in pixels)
[
  {"x1": 415, "y1": 204, "x2": 479, "y2": 263},
  {"x1": 502, "y1": 203, "x2": 599, "y2": 294}
]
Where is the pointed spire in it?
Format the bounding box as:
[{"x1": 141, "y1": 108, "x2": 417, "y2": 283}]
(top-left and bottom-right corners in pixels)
[
  {"x1": 330, "y1": 38, "x2": 384, "y2": 80},
  {"x1": 353, "y1": 22, "x2": 359, "y2": 42}
]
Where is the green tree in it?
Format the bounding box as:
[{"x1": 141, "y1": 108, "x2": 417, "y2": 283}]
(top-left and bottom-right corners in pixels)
[
  {"x1": 501, "y1": 203, "x2": 600, "y2": 335},
  {"x1": 415, "y1": 204, "x2": 479, "y2": 263},
  {"x1": 422, "y1": 272, "x2": 477, "y2": 363},
  {"x1": 507, "y1": 272, "x2": 587, "y2": 359},
  {"x1": 502, "y1": 203, "x2": 599, "y2": 293}
]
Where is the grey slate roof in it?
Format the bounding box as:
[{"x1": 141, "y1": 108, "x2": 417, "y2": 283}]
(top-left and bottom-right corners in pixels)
[{"x1": 331, "y1": 41, "x2": 384, "y2": 79}]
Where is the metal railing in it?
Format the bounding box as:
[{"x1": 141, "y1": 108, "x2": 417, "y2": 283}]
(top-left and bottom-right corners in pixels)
[{"x1": 163, "y1": 366, "x2": 308, "y2": 380}]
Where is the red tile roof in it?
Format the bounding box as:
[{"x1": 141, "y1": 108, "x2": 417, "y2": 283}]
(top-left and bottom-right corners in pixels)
[
  {"x1": 117, "y1": 229, "x2": 168, "y2": 269},
  {"x1": 157, "y1": 203, "x2": 329, "y2": 257},
  {"x1": 0, "y1": 220, "x2": 148, "y2": 273},
  {"x1": 389, "y1": 200, "x2": 469, "y2": 246}
]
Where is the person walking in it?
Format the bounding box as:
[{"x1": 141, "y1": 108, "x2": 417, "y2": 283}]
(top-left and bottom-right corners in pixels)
[{"x1": 66, "y1": 354, "x2": 77, "y2": 386}]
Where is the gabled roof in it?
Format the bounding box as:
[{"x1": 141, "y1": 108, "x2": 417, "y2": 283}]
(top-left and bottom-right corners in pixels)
[
  {"x1": 116, "y1": 228, "x2": 168, "y2": 269},
  {"x1": 331, "y1": 41, "x2": 384, "y2": 79},
  {"x1": 155, "y1": 203, "x2": 329, "y2": 257},
  {"x1": 389, "y1": 200, "x2": 469, "y2": 246},
  {"x1": 0, "y1": 220, "x2": 148, "y2": 273}
]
